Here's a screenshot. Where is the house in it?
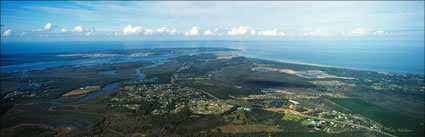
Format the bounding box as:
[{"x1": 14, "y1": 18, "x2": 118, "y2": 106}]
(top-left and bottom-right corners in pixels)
[{"x1": 308, "y1": 119, "x2": 327, "y2": 131}]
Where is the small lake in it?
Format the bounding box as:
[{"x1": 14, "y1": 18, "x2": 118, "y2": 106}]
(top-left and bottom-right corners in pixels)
[{"x1": 255, "y1": 68, "x2": 268, "y2": 72}]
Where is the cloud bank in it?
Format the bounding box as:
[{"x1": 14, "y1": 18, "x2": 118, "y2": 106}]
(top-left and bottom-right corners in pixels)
[
  {"x1": 156, "y1": 27, "x2": 177, "y2": 35},
  {"x1": 342, "y1": 28, "x2": 391, "y2": 36},
  {"x1": 304, "y1": 29, "x2": 329, "y2": 37},
  {"x1": 204, "y1": 29, "x2": 219, "y2": 36},
  {"x1": 3, "y1": 29, "x2": 12, "y2": 36},
  {"x1": 227, "y1": 26, "x2": 255, "y2": 36},
  {"x1": 184, "y1": 26, "x2": 200, "y2": 36},
  {"x1": 122, "y1": 25, "x2": 143, "y2": 35},
  {"x1": 258, "y1": 29, "x2": 285, "y2": 36}
]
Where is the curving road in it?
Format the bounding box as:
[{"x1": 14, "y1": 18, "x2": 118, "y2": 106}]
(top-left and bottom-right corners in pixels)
[{"x1": 264, "y1": 108, "x2": 397, "y2": 137}]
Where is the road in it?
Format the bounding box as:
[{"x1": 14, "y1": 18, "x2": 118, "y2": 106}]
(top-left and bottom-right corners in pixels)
[
  {"x1": 263, "y1": 108, "x2": 396, "y2": 137},
  {"x1": 169, "y1": 71, "x2": 396, "y2": 137},
  {"x1": 170, "y1": 74, "x2": 220, "y2": 100}
]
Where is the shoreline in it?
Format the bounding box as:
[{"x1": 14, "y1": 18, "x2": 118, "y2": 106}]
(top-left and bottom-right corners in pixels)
[
  {"x1": 1, "y1": 49, "x2": 424, "y2": 76},
  {"x1": 237, "y1": 53, "x2": 425, "y2": 76}
]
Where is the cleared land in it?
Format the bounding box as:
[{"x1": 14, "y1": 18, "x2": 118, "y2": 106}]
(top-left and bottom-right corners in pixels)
[{"x1": 63, "y1": 86, "x2": 101, "y2": 96}]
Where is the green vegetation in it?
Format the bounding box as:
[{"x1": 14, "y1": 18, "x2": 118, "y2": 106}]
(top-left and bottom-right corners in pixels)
[
  {"x1": 174, "y1": 54, "x2": 316, "y2": 99},
  {"x1": 271, "y1": 131, "x2": 388, "y2": 137},
  {"x1": 1, "y1": 51, "x2": 424, "y2": 137},
  {"x1": 1, "y1": 61, "x2": 152, "y2": 104},
  {"x1": 282, "y1": 114, "x2": 303, "y2": 122},
  {"x1": 141, "y1": 62, "x2": 180, "y2": 84},
  {"x1": 1, "y1": 125, "x2": 57, "y2": 137},
  {"x1": 331, "y1": 98, "x2": 424, "y2": 137},
  {"x1": 311, "y1": 80, "x2": 341, "y2": 88},
  {"x1": 115, "y1": 69, "x2": 136, "y2": 74}
]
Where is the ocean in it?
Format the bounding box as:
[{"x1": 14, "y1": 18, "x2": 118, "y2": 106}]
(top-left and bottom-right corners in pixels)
[{"x1": 1, "y1": 40, "x2": 424, "y2": 74}]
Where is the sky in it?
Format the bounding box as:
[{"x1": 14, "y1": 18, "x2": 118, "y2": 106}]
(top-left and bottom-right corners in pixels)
[{"x1": 1, "y1": 1, "x2": 424, "y2": 41}]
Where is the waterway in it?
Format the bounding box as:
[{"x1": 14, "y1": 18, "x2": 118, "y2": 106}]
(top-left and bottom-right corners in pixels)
[
  {"x1": 48, "y1": 59, "x2": 166, "y2": 104},
  {"x1": 2, "y1": 41, "x2": 424, "y2": 74}
]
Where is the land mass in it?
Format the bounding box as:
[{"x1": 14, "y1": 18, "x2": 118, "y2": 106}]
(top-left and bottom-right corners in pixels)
[
  {"x1": 62, "y1": 86, "x2": 101, "y2": 97},
  {"x1": 0, "y1": 48, "x2": 423, "y2": 137}
]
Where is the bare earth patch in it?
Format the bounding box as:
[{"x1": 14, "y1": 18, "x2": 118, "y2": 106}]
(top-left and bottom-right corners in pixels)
[{"x1": 63, "y1": 86, "x2": 101, "y2": 96}]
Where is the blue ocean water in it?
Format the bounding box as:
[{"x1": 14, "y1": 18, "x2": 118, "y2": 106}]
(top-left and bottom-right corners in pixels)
[{"x1": 1, "y1": 40, "x2": 424, "y2": 74}]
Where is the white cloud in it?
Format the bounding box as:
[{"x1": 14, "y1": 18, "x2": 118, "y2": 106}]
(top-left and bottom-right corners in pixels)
[
  {"x1": 168, "y1": 29, "x2": 177, "y2": 35},
  {"x1": 44, "y1": 23, "x2": 52, "y2": 30},
  {"x1": 61, "y1": 28, "x2": 68, "y2": 33},
  {"x1": 3, "y1": 29, "x2": 12, "y2": 36},
  {"x1": 144, "y1": 29, "x2": 153, "y2": 36},
  {"x1": 227, "y1": 26, "x2": 253, "y2": 36},
  {"x1": 304, "y1": 29, "x2": 329, "y2": 37},
  {"x1": 72, "y1": 26, "x2": 84, "y2": 32},
  {"x1": 258, "y1": 29, "x2": 285, "y2": 36},
  {"x1": 32, "y1": 23, "x2": 52, "y2": 32},
  {"x1": 65, "y1": 26, "x2": 95, "y2": 36},
  {"x1": 156, "y1": 27, "x2": 177, "y2": 35},
  {"x1": 250, "y1": 30, "x2": 256, "y2": 35},
  {"x1": 343, "y1": 28, "x2": 368, "y2": 36},
  {"x1": 184, "y1": 26, "x2": 200, "y2": 36},
  {"x1": 342, "y1": 28, "x2": 391, "y2": 36},
  {"x1": 372, "y1": 30, "x2": 391, "y2": 35},
  {"x1": 122, "y1": 25, "x2": 142, "y2": 35},
  {"x1": 157, "y1": 27, "x2": 167, "y2": 33},
  {"x1": 203, "y1": 28, "x2": 218, "y2": 36}
]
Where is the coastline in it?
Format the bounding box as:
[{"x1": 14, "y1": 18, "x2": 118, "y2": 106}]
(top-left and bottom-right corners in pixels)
[
  {"x1": 1, "y1": 48, "x2": 424, "y2": 76},
  {"x1": 237, "y1": 53, "x2": 425, "y2": 76}
]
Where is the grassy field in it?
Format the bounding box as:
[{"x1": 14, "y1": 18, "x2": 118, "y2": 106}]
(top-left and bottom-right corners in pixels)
[
  {"x1": 330, "y1": 98, "x2": 424, "y2": 137},
  {"x1": 282, "y1": 114, "x2": 303, "y2": 122}
]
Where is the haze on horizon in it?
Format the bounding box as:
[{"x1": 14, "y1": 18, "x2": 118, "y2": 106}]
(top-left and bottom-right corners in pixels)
[{"x1": 1, "y1": 1, "x2": 424, "y2": 42}]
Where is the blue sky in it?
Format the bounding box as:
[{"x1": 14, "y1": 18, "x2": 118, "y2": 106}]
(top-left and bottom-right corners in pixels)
[{"x1": 1, "y1": 1, "x2": 424, "y2": 41}]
